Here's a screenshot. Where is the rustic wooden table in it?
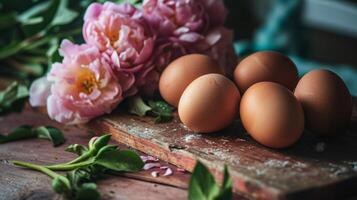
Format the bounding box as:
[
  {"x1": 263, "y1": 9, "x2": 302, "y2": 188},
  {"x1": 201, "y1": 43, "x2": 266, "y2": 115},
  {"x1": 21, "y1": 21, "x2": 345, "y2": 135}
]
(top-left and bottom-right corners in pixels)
[
  {"x1": 0, "y1": 73, "x2": 356, "y2": 200},
  {"x1": 1, "y1": 99, "x2": 356, "y2": 200}
]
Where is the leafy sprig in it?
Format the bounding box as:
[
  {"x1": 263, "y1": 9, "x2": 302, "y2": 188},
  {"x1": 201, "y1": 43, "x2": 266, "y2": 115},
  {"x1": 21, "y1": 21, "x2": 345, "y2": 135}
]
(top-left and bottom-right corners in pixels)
[
  {"x1": 128, "y1": 95, "x2": 174, "y2": 123},
  {"x1": 0, "y1": 0, "x2": 83, "y2": 79},
  {"x1": 0, "y1": 125, "x2": 65, "y2": 146},
  {"x1": 11, "y1": 134, "x2": 144, "y2": 199},
  {"x1": 0, "y1": 0, "x2": 145, "y2": 80},
  {"x1": 0, "y1": 82, "x2": 29, "y2": 116},
  {"x1": 189, "y1": 161, "x2": 233, "y2": 200}
]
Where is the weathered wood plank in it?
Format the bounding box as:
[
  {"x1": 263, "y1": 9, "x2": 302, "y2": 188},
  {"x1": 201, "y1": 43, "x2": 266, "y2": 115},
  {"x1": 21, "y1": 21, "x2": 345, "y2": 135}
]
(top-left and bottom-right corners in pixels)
[{"x1": 85, "y1": 97, "x2": 357, "y2": 200}]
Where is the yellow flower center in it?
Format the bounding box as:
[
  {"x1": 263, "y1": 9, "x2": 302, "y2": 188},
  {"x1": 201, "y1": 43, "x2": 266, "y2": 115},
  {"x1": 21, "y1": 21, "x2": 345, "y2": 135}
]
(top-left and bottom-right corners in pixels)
[
  {"x1": 109, "y1": 33, "x2": 119, "y2": 45},
  {"x1": 106, "y1": 29, "x2": 119, "y2": 46},
  {"x1": 76, "y1": 67, "x2": 98, "y2": 94}
]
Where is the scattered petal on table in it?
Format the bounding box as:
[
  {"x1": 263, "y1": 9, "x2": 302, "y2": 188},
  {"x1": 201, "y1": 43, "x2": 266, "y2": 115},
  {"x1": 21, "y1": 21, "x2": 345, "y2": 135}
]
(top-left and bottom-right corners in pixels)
[
  {"x1": 176, "y1": 168, "x2": 186, "y2": 173},
  {"x1": 151, "y1": 171, "x2": 160, "y2": 177},
  {"x1": 163, "y1": 167, "x2": 173, "y2": 177},
  {"x1": 141, "y1": 155, "x2": 159, "y2": 163},
  {"x1": 160, "y1": 166, "x2": 169, "y2": 170},
  {"x1": 143, "y1": 162, "x2": 161, "y2": 170}
]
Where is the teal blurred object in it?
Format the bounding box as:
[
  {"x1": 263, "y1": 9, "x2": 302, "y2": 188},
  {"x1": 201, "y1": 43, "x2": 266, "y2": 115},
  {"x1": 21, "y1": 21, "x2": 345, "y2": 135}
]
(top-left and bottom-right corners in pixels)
[{"x1": 234, "y1": 0, "x2": 357, "y2": 95}]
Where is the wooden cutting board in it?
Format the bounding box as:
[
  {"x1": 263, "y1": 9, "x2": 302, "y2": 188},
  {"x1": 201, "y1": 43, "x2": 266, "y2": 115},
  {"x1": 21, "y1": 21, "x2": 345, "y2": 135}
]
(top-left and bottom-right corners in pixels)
[{"x1": 85, "y1": 98, "x2": 357, "y2": 200}]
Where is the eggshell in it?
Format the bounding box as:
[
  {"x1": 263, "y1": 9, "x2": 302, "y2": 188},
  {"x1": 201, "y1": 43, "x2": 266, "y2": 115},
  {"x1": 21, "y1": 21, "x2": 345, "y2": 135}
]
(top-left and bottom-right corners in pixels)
[
  {"x1": 240, "y1": 82, "x2": 304, "y2": 148},
  {"x1": 178, "y1": 74, "x2": 240, "y2": 133},
  {"x1": 159, "y1": 54, "x2": 223, "y2": 107},
  {"x1": 234, "y1": 51, "x2": 299, "y2": 93},
  {"x1": 294, "y1": 69, "x2": 352, "y2": 136}
]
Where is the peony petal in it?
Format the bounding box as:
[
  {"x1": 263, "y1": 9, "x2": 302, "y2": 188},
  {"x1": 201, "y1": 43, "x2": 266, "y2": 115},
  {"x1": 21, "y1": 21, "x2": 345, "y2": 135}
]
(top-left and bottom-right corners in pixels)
[
  {"x1": 151, "y1": 171, "x2": 159, "y2": 177},
  {"x1": 29, "y1": 76, "x2": 52, "y2": 107},
  {"x1": 116, "y1": 72, "x2": 135, "y2": 92},
  {"x1": 47, "y1": 95, "x2": 80, "y2": 124},
  {"x1": 174, "y1": 27, "x2": 189, "y2": 35},
  {"x1": 179, "y1": 32, "x2": 203, "y2": 43},
  {"x1": 143, "y1": 163, "x2": 161, "y2": 170},
  {"x1": 59, "y1": 39, "x2": 76, "y2": 58},
  {"x1": 205, "y1": 30, "x2": 222, "y2": 46},
  {"x1": 84, "y1": 3, "x2": 103, "y2": 21},
  {"x1": 176, "y1": 168, "x2": 186, "y2": 173},
  {"x1": 111, "y1": 51, "x2": 120, "y2": 67},
  {"x1": 162, "y1": 167, "x2": 173, "y2": 176},
  {"x1": 140, "y1": 155, "x2": 159, "y2": 163},
  {"x1": 134, "y1": 38, "x2": 154, "y2": 64}
]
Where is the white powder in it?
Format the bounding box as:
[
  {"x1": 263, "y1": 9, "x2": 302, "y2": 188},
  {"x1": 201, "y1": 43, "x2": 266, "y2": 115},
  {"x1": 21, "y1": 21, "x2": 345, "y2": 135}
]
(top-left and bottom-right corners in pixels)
[
  {"x1": 264, "y1": 159, "x2": 290, "y2": 168},
  {"x1": 184, "y1": 134, "x2": 201, "y2": 142}
]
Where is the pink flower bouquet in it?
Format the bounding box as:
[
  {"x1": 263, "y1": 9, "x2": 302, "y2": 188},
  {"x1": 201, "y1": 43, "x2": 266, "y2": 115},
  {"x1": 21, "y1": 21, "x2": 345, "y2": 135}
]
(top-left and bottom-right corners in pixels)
[{"x1": 29, "y1": 0, "x2": 237, "y2": 124}]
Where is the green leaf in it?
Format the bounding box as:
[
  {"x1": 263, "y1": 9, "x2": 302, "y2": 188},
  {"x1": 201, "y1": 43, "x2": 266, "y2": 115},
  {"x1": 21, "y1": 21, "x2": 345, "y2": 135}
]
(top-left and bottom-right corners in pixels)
[
  {"x1": 148, "y1": 100, "x2": 174, "y2": 123},
  {"x1": 52, "y1": 176, "x2": 70, "y2": 195},
  {"x1": 188, "y1": 161, "x2": 220, "y2": 200},
  {"x1": 18, "y1": 2, "x2": 50, "y2": 24},
  {"x1": 67, "y1": 169, "x2": 90, "y2": 187},
  {"x1": 90, "y1": 134, "x2": 111, "y2": 151},
  {"x1": 94, "y1": 149, "x2": 144, "y2": 172},
  {"x1": 128, "y1": 95, "x2": 152, "y2": 117},
  {"x1": 216, "y1": 165, "x2": 233, "y2": 200},
  {"x1": 0, "y1": 81, "x2": 29, "y2": 116},
  {"x1": 18, "y1": 0, "x2": 77, "y2": 37},
  {"x1": 48, "y1": 135, "x2": 112, "y2": 168},
  {"x1": 19, "y1": 0, "x2": 61, "y2": 36},
  {"x1": 75, "y1": 183, "x2": 100, "y2": 200},
  {"x1": 66, "y1": 144, "x2": 89, "y2": 156},
  {"x1": 0, "y1": 42, "x2": 24, "y2": 60},
  {"x1": 0, "y1": 125, "x2": 35, "y2": 144},
  {"x1": 13, "y1": 62, "x2": 44, "y2": 77},
  {"x1": 66, "y1": 168, "x2": 101, "y2": 200},
  {"x1": 46, "y1": 38, "x2": 60, "y2": 71},
  {"x1": 0, "y1": 125, "x2": 65, "y2": 147},
  {"x1": 128, "y1": 95, "x2": 174, "y2": 123},
  {"x1": 33, "y1": 126, "x2": 66, "y2": 147},
  {"x1": 50, "y1": 0, "x2": 78, "y2": 27}
]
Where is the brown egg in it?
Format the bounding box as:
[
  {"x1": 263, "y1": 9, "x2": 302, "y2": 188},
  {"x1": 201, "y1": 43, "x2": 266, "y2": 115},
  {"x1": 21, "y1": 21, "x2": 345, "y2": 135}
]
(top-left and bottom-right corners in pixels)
[
  {"x1": 240, "y1": 82, "x2": 304, "y2": 148},
  {"x1": 178, "y1": 74, "x2": 240, "y2": 133},
  {"x1": 159, "y1": 54, "x2": 223, "y2": 107},
  {"x1": 294, "y1": 69, "x2": 352, "y2": 136},
  {"x1": 234, "y1": 51, "x2": 299, "y2": 93}
]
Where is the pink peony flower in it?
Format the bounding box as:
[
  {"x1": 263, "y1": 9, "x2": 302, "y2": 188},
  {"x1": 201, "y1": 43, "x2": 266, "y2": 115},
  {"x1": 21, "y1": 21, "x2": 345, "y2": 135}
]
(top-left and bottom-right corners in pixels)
[
  {"x1": 83, "y1": 2, "x2": 155, "y2": 74},
  {"x1": 43, "y1": 40, "x2": 126, "y2": 124},
  {"x1": 143, "y1": 0, "x2": 237, "y2": 81},
  {"x1": 143, "y1": 0, "x2": 227, "y2": 43}
]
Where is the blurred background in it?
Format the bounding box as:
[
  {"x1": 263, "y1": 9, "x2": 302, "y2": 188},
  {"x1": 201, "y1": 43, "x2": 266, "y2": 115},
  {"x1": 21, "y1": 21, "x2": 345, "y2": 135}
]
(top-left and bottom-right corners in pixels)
[
  {"x1": 0, "y1": 0, "x2": 356, "y2": 94},
  {"x1": 225, "y1": 0, "x2": 357, "y2": 95}
]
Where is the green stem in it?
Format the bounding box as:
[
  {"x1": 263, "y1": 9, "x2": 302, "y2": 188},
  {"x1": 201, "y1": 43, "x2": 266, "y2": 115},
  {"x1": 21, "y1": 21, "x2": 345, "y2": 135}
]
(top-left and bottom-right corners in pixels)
[
  {"x1": 45, "y1": 159, "x2": 94, "y2": 171},
  {"x1": 46, "y1": 151, "x2": 92, "y2": 168},
  {"x1": 12, "y1": 160, "x2": 71, "y2": 189},
  {"x1": 14, "y1": 55, "x2": 47, "y2": 64},
  {"x1": 23, "y1": 28, "x2": 82, "y2": 51},
  {"x1": 0, "y1": 28, "x2": 81, "y2": 60},
  {"x1": 12, "y1": 160, "x2": 61, "y2": 179},
  {"x1": 66, "y1": 152, "x2": 92, "y2": 165}
]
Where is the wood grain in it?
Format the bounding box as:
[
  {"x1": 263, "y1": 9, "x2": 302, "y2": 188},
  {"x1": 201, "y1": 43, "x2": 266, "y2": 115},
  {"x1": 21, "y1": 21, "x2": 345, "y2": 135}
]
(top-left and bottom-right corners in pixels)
[
  {"x1": 0, "y1": 109, "x2": 190, "y2": 200},
  {"x1": 85, "y1": 97, "x2": 357, "y2": 200}
]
